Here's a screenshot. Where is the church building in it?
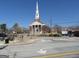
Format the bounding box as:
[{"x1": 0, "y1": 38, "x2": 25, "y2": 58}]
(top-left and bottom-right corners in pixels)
[{"x1": 29, "y1": 0, "x2": 50, "y2": 35}]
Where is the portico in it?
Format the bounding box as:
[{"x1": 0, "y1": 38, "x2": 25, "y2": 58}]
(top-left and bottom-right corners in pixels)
[{"x1": 30, "y1": 21, "x2": 45, "y2": 35}]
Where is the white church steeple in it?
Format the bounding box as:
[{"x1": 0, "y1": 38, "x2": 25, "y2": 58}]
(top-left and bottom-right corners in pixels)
[
  {"x1": 35, "y1": 0, "x2": 40, "y2": 21},
  {"x1": 29, "y1": 0, "x2": 47, "y2": 35}
]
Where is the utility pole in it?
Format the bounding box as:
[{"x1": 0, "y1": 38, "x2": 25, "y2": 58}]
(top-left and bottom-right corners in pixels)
[
  {"x1": 49, "y1": 17, "x2": 53, "y2": 33},
  {"x1": 49, "y1": 17, "x2": 53, "y2": 28}
]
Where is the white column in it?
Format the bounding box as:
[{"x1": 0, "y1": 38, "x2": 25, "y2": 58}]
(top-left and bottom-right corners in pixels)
[
  {"x1": 40, "y1": 25, "x2": 42, "y2": 33},
  {"x1": 38, "y1": 25, "x2": 40, "y2": 32},
  {"x1": 39, "y1": 25, "x2": 41, "y2": 33}
]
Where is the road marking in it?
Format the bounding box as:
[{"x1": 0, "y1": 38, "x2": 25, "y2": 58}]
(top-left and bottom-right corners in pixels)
[
  {"x1": 37, "y1": 49, "x2": 47, "y2": 54},
  {"x1": 34, "y1": 50, "x2": 79, "y2": 58}
]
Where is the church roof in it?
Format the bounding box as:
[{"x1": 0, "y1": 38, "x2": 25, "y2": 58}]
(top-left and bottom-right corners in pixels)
[{"x1": 30, "y1": 21, "x2": 45, "y2": 26}]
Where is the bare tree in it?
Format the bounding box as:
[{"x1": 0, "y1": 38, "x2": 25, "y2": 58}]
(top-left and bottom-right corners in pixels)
[
  {"x1": 11, "y1": 23, "x2": 23, "y2": 34},
  {"x1": 53, "y1": 25, "x2": 62, "y2": 33}
]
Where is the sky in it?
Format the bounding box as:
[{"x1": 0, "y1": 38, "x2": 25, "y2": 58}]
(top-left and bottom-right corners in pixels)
[{"x1": 0, "y1": 0, "x2": 79, "y2": 28}]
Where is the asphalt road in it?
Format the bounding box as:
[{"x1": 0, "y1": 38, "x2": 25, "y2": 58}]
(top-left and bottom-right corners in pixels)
[{"x1": 0, "y1": 37, "x2": 79, "y2": 58}]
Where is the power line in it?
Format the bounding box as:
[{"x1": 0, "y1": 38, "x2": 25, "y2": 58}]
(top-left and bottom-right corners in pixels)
[{"x1": 52, "y1": 21, "x2": 79, "y2": 24}]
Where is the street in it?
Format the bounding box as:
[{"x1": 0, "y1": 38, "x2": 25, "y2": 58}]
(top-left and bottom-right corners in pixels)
[{"x1": 0, "y1": 37, "x2": 79, "y2": 58}]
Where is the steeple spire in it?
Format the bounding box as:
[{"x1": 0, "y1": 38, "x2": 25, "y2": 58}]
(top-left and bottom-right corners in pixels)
[{"x1": 35, "y1": 0, "x2": 40, "y2": 21}]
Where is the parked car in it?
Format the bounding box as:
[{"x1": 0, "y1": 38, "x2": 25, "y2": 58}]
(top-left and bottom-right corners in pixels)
[
  {"x1": 73, "y1": 31, "x2": 79, "y2": 37},
  {"x1": 0, "y1": 33, "x2": 8, "y2": 41}
]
